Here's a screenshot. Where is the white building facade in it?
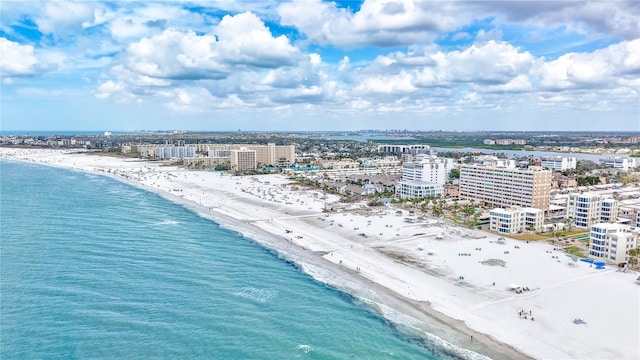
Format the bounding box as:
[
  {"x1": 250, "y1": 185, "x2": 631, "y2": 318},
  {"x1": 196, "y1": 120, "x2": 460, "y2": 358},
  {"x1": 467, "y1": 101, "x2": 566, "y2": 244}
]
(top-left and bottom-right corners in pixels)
[
  {"x1": 540, "y1": 156, "x2": 577, "y2": 171},
  {"x1": 489, "y1": 207, "x2": 544, "y2": 234},
  {"x1": 566, "y1": 193, "x2": 619, "y2": 228},
  {"x1": 589, "y1": 223, "x2": 639, "y2": 263},
  {"x1": 154, "y1": 146, "x2": 196, "y2": 160},
  {"x1": 396, "y1": 157, "x2": 454, "y2": 199},
  {"x1": 599, "y1": 157, "x2": 637, "y2": 171},
  {"x1": 378, "y1": 144, "x2": 430, "y2": 154}
]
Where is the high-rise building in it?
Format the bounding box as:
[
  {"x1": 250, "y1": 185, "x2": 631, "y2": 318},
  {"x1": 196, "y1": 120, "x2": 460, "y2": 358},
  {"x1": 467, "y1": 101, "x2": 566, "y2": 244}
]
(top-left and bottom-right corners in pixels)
[
  {"x1": 206, "y1": 143, "x2": 295, "y2": 167},
  {"x1": 154, "y1": 146, "x2": 196, "y2": 160},
  {"x1": 459, "y1": 162, "x2": 551, "y2": 210},
  {"x1": 230, "y1": 148, "x2": 257, "y2": 171},
  {"x1": 395, "y1": 156, "x2": 454, "y2": 198}
]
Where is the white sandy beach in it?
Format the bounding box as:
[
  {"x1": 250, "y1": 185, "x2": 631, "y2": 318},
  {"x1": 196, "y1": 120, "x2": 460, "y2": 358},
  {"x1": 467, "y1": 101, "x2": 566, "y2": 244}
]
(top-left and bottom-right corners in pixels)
[{"x1": 2, "y1": 148, "x2": 639, "y2": 360}]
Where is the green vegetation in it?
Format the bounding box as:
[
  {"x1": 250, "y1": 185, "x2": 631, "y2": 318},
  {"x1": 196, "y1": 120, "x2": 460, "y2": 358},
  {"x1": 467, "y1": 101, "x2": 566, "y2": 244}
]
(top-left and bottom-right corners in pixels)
[
  {"x1": 507, "y1": 233, "x2": 550, "y2": 241},
  {"x1": 564, "y1": 245, "x2": 587, "y2": 258},
  {"x1": 612, "y1": 172, "x2": 640, "y2": 185},
  {"x1": 628, "y1": 248, "x2": 639, "y2": 269},
  {"x1": 577, "y1": 176, "x2": 601, "y2": 186},
  {"x1": 367, "y1": 199, "x2": 384, "y2": 207}
]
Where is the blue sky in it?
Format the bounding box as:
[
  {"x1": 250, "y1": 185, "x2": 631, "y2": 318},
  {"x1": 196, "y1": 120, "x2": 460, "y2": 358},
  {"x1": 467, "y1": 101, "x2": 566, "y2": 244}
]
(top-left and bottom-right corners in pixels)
[{"x1": 1, "y1": 0, "x2": 639, "y2": 132}]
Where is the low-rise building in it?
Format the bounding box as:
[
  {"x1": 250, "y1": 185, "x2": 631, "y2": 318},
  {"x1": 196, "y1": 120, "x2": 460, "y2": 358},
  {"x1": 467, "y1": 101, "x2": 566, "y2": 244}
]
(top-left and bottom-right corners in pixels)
[
  {"x1": 489, "y1": 207, "x2": 544, "y2": 234},
  {"x1": 552, "y1": 175, "x2": 578, "y2": 189},
  {"x1": 360, "y1": 157, "x2": 401, "y2": 169},
  {"x1": 444, "y1": 184, "x2": 459, "y2": 199},
  {"x1": 321, "y1": 159, "x2": 360, "y2": 170},
  {"x1": 540, "y1": 156, "x2": 577, "y2": 171},
  {"x1": 589, "y1": 223, "x2": 639, "y2": 263},
  {"x1": 599, "y1": 156, "x2": 637, "y2": 171},
  {"x1": 493, "y1": 139, "x2": 526, "y2": 145},
  {"x1": 378, "y1": 144, "x2": 430, "y2": 154},
  {"x1": 566, "y1": 193, "x2": 619, "y2": 228},
  {"x1": 183, "y1": 157, "x2": 229, "y2": 169}
]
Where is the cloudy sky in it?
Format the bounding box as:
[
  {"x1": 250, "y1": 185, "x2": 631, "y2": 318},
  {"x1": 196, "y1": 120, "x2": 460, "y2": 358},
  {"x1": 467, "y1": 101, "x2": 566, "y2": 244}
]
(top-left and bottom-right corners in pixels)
[{"x1": 1, "y1": 0, "x2": 639, "y2": 132}]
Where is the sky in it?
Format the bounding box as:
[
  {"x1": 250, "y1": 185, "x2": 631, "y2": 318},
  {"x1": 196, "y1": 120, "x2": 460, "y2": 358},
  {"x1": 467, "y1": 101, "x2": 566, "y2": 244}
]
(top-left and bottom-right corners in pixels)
[{"x1": 1, "y1": 0, "x2": 639, "y2": 132}]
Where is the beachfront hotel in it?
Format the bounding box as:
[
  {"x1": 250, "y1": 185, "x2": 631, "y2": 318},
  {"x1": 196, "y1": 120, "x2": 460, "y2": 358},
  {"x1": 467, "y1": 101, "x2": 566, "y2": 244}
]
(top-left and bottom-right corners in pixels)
[
  {"x1": 540, "y1": 156, "x2": 577, "y2": 171},
  {"x1": 229, "y1": 148, "x2": 257, "y2": 172},
  {"x1": 153, "y1": 146, "x2": 196, "y2": 160},
  {"x1": 395, "y1": 156, "x2": 454, "y2": 199},
  {"x1": 489, "y1": 207, "x2": 544, "y2": 234},
  {"x1": 184, "y1": 149, "x2": 257, "y2": 171},
  {"x1": 134, "y1": 142, "x2": 294, "y2": 167},
  {"x1": 459, "y1": 160, "x2": 552, "y2": 210},
  {"x1": 589, "y1": 223, "x2": 640, "y2": 263},
  {"x1": 566, "y1": 193, "x2": 619, "y2": 228},
  {"x1": 205, "y1": 143, "x2": 295, "y2": 167}
]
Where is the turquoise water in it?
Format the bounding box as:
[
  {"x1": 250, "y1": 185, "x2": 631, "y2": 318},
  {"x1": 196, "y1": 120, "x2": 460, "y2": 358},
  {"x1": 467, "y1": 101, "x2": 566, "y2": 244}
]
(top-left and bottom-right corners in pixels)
[{"x1": 0, "y1": 161, "x2": 440, "y2": 359}]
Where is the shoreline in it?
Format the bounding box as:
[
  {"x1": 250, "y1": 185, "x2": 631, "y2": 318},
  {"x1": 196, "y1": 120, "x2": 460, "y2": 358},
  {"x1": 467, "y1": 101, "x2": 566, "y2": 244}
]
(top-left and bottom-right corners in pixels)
[{"x1": 2, "y1": 148, "x2": 638, "y2": 360}]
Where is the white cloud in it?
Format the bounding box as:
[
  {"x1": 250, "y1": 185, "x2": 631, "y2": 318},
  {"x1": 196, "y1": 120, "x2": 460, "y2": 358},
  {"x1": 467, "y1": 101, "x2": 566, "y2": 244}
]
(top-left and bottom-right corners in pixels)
[
  {"x1": 354, "y1": 40, "x2": 535, "y2": 93},
  {"x1": 484, "y1": 0, "x2": 640, "y2": 40},
  {"x1": 110, "y1": 17, "x2": 156, "y2": 40},
  {"x1": 164, "y1": 88, "x2": 214, "y2": 112},
  {"x1": 538, "y1": 39, "x2": 640, "y2": 90},
  {"x1": 278, "y1": 0, "x2": 464, "y2": 48},
  {"x1": 279, "y1": 0, "x2": 639, "y2": 49},
  {"x1": 355, "y1": 71, "x2": 416, "y2": 95},
  {"x1": 338, "y1": 56, "x2": 351, "y2": 73},
  {"x1": 125, "y1": 29, "x2": 226, "y2": 80},
  {"x1": 0, "y1": 38, "x2": 40, "y2": 77},
  {"x1": 108, "y1": 4, "x2": 207, "y2": 40},
  {"x1": 35, "y1": 1, "x2": 99, "y2": 36},
  {"x1": 439, "y1": 41, "x2": 536, "y2": 85},
  {"x1": 110, "y1": 11, "x2": 299, "y2": 85},
  {"x1": 95, "y1": 80, "x2": 126, "y2": 99},
  {"x1": 215, "y1": 12, "x2": 300, "y2": 67},
  {"x1": 261, "y1": 54, "x2": 322, "y2": 89},
  {"x1": 470, "y1": 74, "x2": 533, "y2": 93}
]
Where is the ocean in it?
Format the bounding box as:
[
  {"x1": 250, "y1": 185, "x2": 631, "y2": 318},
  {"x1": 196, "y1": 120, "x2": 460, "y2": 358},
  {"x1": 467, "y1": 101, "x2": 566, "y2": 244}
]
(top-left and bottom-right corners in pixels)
[{"x1": 0, "y1": 160, "x2": 443, "y2": 359}]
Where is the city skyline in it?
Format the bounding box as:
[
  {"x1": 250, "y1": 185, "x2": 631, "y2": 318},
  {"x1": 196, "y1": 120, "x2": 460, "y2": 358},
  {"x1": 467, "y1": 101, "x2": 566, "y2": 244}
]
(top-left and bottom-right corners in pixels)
[{"x1": 1, "y1": 0, "x2": 639, "y2": 131}]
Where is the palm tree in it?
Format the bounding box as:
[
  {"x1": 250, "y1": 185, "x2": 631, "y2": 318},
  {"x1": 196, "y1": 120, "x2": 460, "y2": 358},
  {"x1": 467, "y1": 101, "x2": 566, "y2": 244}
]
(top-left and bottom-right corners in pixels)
[
  {"x1": 564, "y1": 216, "x2": 574, "y2": 231},
  {"x1": 628, "y1": 248, "x2": 640, "y2": 270}
]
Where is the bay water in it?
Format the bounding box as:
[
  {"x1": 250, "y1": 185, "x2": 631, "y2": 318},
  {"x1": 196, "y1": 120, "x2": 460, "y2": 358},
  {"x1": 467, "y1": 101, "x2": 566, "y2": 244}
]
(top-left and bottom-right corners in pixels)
[{"x1": 1, "y1": 160, "x2": 441, "y2": 359}]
